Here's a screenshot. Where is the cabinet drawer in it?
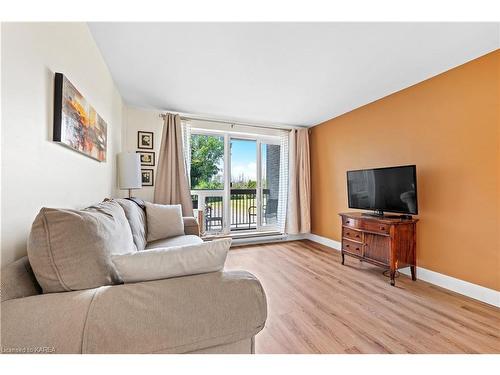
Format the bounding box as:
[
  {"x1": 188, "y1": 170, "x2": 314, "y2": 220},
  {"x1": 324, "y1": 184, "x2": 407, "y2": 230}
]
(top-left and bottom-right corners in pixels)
[
  {"x1": 342, "y1": 217, "x2": 362, "y2": 229},
  {"x1": 343, "y1": 227, "x2": 362, "y2": 242},
  {"x1": 362, "y1": 220, "x2": 390, "y2": 235},
  {"x1": 342, "y1": 239, "x2": 363, "y2": 256}
]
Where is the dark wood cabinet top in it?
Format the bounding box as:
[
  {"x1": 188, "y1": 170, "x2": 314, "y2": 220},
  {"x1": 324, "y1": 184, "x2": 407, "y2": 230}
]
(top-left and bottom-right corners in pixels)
[{"x1": 339, "y1": 212, "x2": 419, "y2": 224}]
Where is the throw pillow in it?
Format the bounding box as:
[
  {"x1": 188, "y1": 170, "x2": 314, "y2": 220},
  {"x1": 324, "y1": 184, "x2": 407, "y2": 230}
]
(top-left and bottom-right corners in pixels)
[
  {"x1": 112, "y1": 238, "x2": 231, "y2": 283},
  {"x1": 145, "y1": 202, "x2": 184, "y2": 242}
]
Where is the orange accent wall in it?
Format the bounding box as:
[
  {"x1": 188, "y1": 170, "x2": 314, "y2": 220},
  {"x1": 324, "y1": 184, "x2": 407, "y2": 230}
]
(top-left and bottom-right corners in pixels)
[{"x1": 310, "y1": 50, "x2": 499, "y2": 291}]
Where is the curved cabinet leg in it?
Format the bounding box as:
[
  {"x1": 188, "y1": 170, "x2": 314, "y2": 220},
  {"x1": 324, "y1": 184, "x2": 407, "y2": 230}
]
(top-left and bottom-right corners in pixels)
[
  {"x1": 410, "y1": 265, "x2": 416, "y2": 281},
  {"x1": 341, "y1": 251, "x2": 345, "y2": 265},
  {"x1": 390, "y1": 270, "x2": 396, "y2": 286}
]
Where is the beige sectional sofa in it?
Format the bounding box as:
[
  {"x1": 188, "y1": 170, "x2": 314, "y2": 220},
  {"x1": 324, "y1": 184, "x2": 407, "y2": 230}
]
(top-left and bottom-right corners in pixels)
[{"x1": 0, "y1": 198, "x2": 267, "y2": 354}]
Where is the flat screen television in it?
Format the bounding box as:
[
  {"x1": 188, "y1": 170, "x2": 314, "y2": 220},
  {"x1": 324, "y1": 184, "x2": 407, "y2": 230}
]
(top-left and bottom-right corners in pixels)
[{"x1": 347, "y1": 165, "x2": 418, "y2": 216}]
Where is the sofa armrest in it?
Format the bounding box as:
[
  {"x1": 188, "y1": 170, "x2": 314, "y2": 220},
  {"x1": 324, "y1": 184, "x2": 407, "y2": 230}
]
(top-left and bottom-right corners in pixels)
[
  {"x1": 1, "y1": 288, "x2": 97, "y2": 353},
  {"x1": 1, "y1": 256, "x2": 41, "y2": 302},
  {"x1": 183, "y1": 216, "x2": 200, "y2": 236},
  {"x1": 82, "y1": 270, "x2": 266, "y2": 353},
  {"x1": 1, "y1": 270, "x2": 267, "y2": 354}
]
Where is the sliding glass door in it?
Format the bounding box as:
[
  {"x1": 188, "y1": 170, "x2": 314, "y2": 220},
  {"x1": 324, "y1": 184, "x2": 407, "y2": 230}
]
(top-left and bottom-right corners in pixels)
[
  {"x1": 189, "y1": 133, "x2": 225, "y2": 234},
  {"x1": 230, "y1": 138, "x2": 257, "y2": 231},
  {"x1": 189, "y1": 129, "x2": 284, "y2": 235},
  {"x1": 260, "y1": 142, "x2": 281, "y2": 229}
]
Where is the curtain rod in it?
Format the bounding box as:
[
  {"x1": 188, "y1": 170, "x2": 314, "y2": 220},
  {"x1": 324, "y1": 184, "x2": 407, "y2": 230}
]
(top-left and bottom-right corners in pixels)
[{"x1": 158, "y1": 112, "x2": 304, "y2": 131}]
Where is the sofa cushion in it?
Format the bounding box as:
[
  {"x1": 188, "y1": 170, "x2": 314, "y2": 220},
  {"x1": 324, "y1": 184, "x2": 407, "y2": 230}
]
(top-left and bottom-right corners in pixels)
[
  {"x1": 145, "y1": 202, "x2": 184, "y2": 242},
  {"x1": 27, "y1": 200, "x2": 137, "y2": 293},
  {"x1": 146, "y1": 235, "x2": 203, "y2": 249},
  {"x1": 115, "y1": 198, "x2": 147, "y2": 250}
]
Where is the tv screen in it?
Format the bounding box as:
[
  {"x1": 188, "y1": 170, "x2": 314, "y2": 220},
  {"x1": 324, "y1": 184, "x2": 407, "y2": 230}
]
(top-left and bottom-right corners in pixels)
[{"x1": 347, "y1": 165, "x2": 418, "y2": 215}]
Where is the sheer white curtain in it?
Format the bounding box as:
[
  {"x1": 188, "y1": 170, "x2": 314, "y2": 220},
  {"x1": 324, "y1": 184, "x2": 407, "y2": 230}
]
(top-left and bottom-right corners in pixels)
[
  {"x1": 181, "y1": 120, "x2": 191, "y2": 183},
  {"x1": 276, "y1": 131, "x2": 289, "y2": 233}
]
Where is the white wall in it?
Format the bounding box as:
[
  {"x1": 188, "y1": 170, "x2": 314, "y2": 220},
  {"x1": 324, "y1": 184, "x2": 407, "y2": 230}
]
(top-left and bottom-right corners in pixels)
[
  {"x1": 122, "y1": 106, "x2": 164, "y2": 202},
  {"x1": 1, "y1": 23, "x2": 124, "y2": 264}
]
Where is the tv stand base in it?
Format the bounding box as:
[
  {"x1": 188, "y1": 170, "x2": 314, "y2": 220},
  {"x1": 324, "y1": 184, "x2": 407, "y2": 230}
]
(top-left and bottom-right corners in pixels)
[
  {"x1": 362, "y1": 210, "x2": 385, "y2": 217},
  {"x1": 362, "y1": 211, "x2": 413, "y2": 220},
  {"x1": 339, "y1": 212, "x2": 418, "y2": 286}
]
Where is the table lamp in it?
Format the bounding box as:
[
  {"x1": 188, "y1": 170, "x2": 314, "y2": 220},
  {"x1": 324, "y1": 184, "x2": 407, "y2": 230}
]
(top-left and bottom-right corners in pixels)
[{"x1": 118, "y1": 152, "x2": 142, "y2": 198}]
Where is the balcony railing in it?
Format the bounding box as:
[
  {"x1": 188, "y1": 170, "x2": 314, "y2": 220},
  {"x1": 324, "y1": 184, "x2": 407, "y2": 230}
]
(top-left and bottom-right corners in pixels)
[{"x1": 191, "y1": 189, "x2": 277, "y2": 234}]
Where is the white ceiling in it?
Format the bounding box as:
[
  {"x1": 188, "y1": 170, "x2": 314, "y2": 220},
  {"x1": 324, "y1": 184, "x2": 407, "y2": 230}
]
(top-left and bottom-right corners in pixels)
[{"x1": 89, "y1": 23, "x2": 499, "y2": 127}]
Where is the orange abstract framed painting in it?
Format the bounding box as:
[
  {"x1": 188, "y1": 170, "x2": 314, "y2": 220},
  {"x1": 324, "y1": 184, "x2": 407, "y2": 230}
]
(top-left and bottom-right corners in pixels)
[{"x1": 53, "y1": 73, "x2": 107, "y2": 162}]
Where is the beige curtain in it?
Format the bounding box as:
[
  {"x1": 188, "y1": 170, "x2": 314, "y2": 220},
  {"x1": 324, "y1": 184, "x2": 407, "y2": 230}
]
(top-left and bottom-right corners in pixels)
[
  {"x1": 287, "y1": 128, "x2": 311, "y2": 234},
  {"x1": 154, "y1": 114, "x2": 193, "y2": 216}
]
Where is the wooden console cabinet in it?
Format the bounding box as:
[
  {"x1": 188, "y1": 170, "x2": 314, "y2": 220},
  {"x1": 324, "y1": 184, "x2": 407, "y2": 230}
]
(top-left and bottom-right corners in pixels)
[{"x1": 339, "y1": 212, "x2": 418, "y2": 286}]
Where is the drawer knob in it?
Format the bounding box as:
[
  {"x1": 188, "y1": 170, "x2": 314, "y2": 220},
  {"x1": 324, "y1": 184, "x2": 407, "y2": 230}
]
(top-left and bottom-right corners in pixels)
[
  {"x1": 356, "y1": 247, "x2": 360, "y2": 251},
  {"x1": 380, "y1": 226, "x2": 385, "y2": 230},
  {"x1": 356, "y1": 234, "x2": 360, "y2": 238},
  {"x1": 346, "y1": 220, "x2": 350, "y2": 224},
  {"x1": 346, "y1": 244, "x2": 350, "y2": 248}
]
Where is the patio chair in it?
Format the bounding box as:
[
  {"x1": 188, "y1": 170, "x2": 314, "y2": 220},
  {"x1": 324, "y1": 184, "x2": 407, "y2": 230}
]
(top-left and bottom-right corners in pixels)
[
  {"x1": 247, "y1": 199, "x2": 278, "y2": 227},
  {"x1": 205, "y1": 205, "x2": 223, "y2": 232}
]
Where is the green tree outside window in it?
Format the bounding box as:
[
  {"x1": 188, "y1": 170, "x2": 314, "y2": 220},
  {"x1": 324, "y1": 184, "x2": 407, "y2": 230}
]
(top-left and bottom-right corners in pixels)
[{"x1": 190, "y1": 134, "x2": 224, "y2": 189}]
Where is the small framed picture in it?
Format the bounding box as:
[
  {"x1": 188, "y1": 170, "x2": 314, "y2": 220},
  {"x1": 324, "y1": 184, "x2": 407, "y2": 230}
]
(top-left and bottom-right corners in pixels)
[
  {"x1": 141, "y1": 169, "x2": 154, "y2": 186},
  {"x1": 136, "y1": 151, "x2": 155, "y2": 166},
  {"x1": 138, "y1": 131, "x2": 154, "y2": 149}
]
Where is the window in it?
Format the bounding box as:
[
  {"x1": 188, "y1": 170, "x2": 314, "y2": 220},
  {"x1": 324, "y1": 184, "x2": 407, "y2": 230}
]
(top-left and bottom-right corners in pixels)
[
  {"x1": 183, "y1": 119, "x2": 288, "y2": 236},
  {"x1": 190, "y1": 134, "x2": 224, "y2": 190}
]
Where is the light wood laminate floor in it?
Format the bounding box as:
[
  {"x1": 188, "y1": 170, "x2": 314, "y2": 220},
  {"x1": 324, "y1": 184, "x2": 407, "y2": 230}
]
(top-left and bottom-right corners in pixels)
[{"x1": 225, "y1": 240, "x2": 500, "y2": 354}]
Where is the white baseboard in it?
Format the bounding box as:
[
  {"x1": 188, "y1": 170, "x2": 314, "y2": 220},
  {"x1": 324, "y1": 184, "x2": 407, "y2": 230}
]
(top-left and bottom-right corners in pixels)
[
  {"x1": 306, "y1": 233, "x2": 500, "y2": 308},
  {"x1": 231, "y1": 233, "x2": 307, "y2": 247},
  {"x1": 399, "y1": 267, "x2": 500, "y2": 307},
  {"x1": 285, "y1": 234, "x2": 309, "y2": 242},
  {"x1": 306, "y1": 233, "x2": 341, "y2": 250}
]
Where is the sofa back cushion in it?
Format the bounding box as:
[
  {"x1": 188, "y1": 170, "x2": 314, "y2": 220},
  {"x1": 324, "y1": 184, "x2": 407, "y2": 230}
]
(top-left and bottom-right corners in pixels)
[
  {"x1": 114, "y1": 198, "x2": 147, "y2": 250},
  {"x1": 27, "y1": 200, "x2": 137, "y2": 293},
  {"x1": 145, "y1": 202, "x2": 184, "y2": 242}
]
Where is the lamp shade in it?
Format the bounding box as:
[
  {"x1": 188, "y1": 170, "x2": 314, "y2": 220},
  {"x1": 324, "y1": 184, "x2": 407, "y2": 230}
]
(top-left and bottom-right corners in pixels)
[{"x1": 118, "y1": 152, "x2": 142, "y2": 190}]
